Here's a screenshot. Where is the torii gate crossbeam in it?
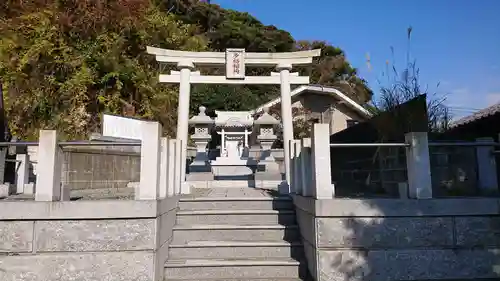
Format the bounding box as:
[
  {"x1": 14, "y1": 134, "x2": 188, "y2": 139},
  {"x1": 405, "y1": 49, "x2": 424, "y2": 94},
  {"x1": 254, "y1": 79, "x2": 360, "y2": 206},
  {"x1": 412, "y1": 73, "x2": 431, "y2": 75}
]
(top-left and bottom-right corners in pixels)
[{"x1": 147, "y1": 47, "x2": 321, "y2": 193}]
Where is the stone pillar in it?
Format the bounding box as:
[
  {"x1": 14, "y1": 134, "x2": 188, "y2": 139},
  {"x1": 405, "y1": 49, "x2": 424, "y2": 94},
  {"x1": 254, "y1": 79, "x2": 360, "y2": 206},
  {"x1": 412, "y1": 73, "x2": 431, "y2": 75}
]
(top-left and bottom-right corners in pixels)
[
  {"x1": 311, "y1": 123, "x2": 333, "y2": 199},
  {"x1": 293, "y1": 139, "x2": 303, "y2": 195},
  {"x1": 16, "y1": 153, "x2": 30, "y2": 194},
  {"x1": 277, "y1": 63, "x2": 294, "y2": 190},
  {"x1": 300, "y1": 138, "x2": 312, "y2": 196},
  {"x1": 176, "y1": 61, "x2": 194, "y2": 186},
  {"x1": 137, "y1": 121, "x2": 162, "y2": 200},
  {"x1": 475, "y1": 137, "x2": 498, "y2": 192},
  {"x1": 159, "y1": 137, "x2": 169, "y2": 198},
  {"x1": 0, "y1": 147, "x2": 6, "y2": 184},
  {"x1": 188, "y1": 106, "x2": 214, "y2": 176},
  {"x1": 174, "y1": 139, "x2": 183, "y2": 195},
  {"x1": 405, "y1": 132, "x2": 432, "y2": 199},
  {"x1": 36, "y1": 130, "x2": 63, "y2": 201},
  {"x1": 167, "y1": 139, "x2": 177, "y2": 196}
]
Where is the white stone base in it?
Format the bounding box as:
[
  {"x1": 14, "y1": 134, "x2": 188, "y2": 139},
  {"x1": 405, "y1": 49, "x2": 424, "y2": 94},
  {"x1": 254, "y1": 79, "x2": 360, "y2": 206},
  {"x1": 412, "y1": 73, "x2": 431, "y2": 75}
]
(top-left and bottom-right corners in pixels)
[
  {"x1": 210, "y1": 157, "x2": 258, "y2": 179},
  {"x1": 0, "y1": 183, "x2": 14, "y2": 198},
  {"x1": 24, "y1": 183, "x2": 35, "y2": 195},
  {"x1": 186, "y1": 172, "x2": 214, "y2": 181},
  {"x1": 212, "y1": 166, "x2": 253, "y2": 178},
  {"x1": 187, "y1": 180, "x2": 282, "y2": 189},
  {"x1": 257, "y1": 160, "x2": 280, "y2": 173}
]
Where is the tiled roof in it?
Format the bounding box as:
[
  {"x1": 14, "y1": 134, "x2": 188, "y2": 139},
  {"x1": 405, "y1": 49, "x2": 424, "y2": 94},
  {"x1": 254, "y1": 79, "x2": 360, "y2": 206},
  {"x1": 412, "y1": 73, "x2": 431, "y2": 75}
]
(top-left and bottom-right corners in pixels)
[
  {"x1": 252, "y1": 85, "x2": 372, "y2": 118},
  {"x1": 450, "y1": 102, "x2": 500, "y2": 128}
]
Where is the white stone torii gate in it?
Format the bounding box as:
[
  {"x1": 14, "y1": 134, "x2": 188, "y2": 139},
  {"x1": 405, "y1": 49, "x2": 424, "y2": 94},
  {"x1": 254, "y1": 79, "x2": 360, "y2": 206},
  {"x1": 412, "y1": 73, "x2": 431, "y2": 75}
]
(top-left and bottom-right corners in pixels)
[{"x1": 147, "y1": 47, "x2": 321, "y2": 190}]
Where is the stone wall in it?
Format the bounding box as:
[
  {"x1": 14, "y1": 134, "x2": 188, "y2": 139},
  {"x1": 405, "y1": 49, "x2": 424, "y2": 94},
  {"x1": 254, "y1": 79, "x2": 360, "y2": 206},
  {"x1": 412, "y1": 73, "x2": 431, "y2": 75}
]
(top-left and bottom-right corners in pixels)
[
  {"x1": 293, "y1": 195, "x2": 500, "y2": 281},
  {"x1": 0, "y1": 197, "x2": 178, "y2": 281}
]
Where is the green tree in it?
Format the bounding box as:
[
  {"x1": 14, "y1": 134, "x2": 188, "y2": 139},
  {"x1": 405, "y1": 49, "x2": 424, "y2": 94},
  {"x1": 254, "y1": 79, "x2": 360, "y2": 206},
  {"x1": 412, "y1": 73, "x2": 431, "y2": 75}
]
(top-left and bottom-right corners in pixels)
[
  {"x1": 295, "y1": 40, "x2": 373, "y2": 103},
  {"x1": 164, "y1": 0, "x2": 372, "y2": 110},
  {"x1": 0, "y1": 0, "x2": 208, "y2": 139}
]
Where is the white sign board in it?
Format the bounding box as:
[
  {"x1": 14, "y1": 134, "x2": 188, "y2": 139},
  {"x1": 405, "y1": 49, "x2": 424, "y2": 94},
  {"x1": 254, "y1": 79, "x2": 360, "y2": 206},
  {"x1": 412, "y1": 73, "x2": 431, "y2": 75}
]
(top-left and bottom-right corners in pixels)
[
  {"x1": 215, "y1": 111, "x2": 253, "y2": 123},
  {"x1": 225, "y1": 48, "x2": 245, "y2": 79},
  {"x1": 102, "y1": 114, "x2": 146, "y2": 140}
]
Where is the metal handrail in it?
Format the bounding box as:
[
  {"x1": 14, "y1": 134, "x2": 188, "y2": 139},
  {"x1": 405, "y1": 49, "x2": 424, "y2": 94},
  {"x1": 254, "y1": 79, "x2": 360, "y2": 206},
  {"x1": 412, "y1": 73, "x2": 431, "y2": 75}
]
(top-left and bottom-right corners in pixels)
[
  {"x1": 58, "y1": 141, "x2": 140, "y2": 146},
  {"x1": 0, "y1": 141, "x2": 141, "y2": 147},
  {"x1": 329, "y1": 143, "x2": 410, "y2": 148},
  {"x1": 328, "y1": 141, "x2": 500, "y2": 148},
  {"x1": 0, "y1": 142, "x2": 39, "y2": 146},
  {"x1": 428, "y1": 142, "x2": 500, "y2": 147}
]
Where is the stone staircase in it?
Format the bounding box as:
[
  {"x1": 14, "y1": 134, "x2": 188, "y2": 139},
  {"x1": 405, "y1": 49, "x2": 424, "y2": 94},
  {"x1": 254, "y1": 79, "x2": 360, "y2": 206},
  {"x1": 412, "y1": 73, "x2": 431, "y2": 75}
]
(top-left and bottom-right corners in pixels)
[{"x1": 164, "y1": 186, "x2": 309, "y2": 280}]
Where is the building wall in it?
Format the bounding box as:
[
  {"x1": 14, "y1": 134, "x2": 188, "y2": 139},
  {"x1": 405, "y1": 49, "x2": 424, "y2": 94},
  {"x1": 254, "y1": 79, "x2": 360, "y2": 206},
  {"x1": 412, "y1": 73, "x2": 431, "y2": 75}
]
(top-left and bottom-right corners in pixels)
[
  {"x1": 292, "y1": 94, "x2": 366, "y2": 134},
  {"x1": 0, "y1": 197, "x2": 178, "y2": 281},
  {"x1": 294, "y1": 196, "x2": 500, "y2": 281}
]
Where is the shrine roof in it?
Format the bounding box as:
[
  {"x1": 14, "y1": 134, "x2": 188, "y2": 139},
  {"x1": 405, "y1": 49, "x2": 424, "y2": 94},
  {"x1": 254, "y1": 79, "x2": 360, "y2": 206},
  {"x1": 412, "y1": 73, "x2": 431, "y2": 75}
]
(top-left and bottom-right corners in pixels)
[{"x1": 252, "y1": 85, "x2": 372, "y2": 119}]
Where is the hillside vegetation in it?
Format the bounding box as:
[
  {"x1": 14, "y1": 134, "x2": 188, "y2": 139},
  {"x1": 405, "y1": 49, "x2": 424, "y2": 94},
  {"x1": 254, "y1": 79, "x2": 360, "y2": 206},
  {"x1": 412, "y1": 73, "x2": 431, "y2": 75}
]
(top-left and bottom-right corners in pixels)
[{"x1": 0, "y1": 0, "x2": 371, "y2": 140}]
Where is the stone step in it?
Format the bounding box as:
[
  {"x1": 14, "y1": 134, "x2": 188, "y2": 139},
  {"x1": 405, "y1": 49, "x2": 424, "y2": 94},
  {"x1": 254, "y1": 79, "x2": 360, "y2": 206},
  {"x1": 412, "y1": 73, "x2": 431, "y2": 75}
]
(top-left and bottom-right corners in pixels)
[
  {"x1": 185, "y1": 187, "x2": 286, "y2": 198},
  {"x1": 171, "y1": 225, "x2": 300, "y2": 244},
  {"x1": 164, "y1": 278, "x2": 305, "y2": 281},
  {"x1": 178, "y1": 197, "x2": 294, "y2": 211},
  {"x1": 164, "y1": 258, "x2": 307, "y2": 279},
  {"x1": 169, "y1": 241, "x2": 303, "y2": 259},
  {"x1": 188, "y1": 180, "x2": 283, "y2": 190},
  {"x1": 176, "y1": 210, "x2": 296, "y2": 225}
]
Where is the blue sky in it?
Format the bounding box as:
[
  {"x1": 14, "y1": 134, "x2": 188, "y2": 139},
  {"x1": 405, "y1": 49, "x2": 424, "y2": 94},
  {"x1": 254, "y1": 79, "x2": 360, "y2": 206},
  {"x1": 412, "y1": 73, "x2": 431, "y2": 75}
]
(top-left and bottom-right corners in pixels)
[{"x1": 213, "y1": 0, "x2": 500, "y2": 118}]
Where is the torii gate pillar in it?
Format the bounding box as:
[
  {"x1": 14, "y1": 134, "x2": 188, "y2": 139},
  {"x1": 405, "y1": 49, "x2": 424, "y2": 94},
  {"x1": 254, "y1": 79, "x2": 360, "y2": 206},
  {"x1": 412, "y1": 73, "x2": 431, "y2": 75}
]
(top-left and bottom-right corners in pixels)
[{"x1": 147, "y1": 47, "x2": 321, "y2": 193}]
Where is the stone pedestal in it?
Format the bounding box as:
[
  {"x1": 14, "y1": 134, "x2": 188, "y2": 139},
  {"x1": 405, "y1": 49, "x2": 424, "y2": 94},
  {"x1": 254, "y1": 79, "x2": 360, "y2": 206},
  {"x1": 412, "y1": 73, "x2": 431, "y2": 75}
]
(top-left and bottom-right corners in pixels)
[
  {"x1": 190, "y1": 135, "x2": 212, "y2": 172},
  {"x1": 256, "y1": 135, "x2": 280, "y2": 174},
  {"x1": 254, "y1": 107, "x2": 281, "y2": 179}
]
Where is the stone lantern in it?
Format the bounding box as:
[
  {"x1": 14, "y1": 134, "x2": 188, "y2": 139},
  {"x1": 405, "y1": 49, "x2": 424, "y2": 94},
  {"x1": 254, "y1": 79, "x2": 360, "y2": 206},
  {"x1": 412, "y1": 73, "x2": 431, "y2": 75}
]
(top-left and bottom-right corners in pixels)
[
  {"x1": 254, "y1": 107, "x2": 280, "y2": 174},
  {"x1": 188, "y1": 106, "x2": 214, "y2": 173}
]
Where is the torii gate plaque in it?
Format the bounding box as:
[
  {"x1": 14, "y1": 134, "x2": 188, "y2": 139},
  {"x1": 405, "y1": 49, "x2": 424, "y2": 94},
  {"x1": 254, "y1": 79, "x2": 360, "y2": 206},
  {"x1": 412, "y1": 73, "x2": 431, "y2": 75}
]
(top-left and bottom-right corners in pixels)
[{"x1": 147, "y1": 46, "x2": 321, "y2": 193}]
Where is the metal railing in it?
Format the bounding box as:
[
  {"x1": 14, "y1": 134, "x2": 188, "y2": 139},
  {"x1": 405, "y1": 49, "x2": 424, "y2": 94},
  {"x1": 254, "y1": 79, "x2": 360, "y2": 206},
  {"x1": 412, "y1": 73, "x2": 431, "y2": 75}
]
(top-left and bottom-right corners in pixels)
[
  {"x1": 428, "y1": 141, "x2": 500, "y2": 147},
  {"x1": 0, "y1": 141, "x2": 141, "y2": 147},
  {"x1": 330, "y1": 142, "x2": 409, "y2": 147}
]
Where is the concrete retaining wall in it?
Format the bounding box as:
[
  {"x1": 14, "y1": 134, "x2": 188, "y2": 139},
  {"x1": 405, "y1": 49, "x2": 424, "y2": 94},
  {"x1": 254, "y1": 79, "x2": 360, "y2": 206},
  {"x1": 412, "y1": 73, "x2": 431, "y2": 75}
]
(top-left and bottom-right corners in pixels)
[
  {"x1": 0, "y1": 197, "x2": 178, "y2": 281},
  {"x1": 293, "y1": 195, "x2": 500, "y2": 281}
]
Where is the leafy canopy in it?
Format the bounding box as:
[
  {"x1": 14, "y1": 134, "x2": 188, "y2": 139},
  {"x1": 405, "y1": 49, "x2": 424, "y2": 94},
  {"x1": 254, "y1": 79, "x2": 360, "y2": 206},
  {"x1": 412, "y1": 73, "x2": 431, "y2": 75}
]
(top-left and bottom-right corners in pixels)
[
  {"x1": 0, "y1": 0, "x2": 208, "y2": 139},
  {"x1": 0, "y1": 0, "x2": 372, "y2": 140}
]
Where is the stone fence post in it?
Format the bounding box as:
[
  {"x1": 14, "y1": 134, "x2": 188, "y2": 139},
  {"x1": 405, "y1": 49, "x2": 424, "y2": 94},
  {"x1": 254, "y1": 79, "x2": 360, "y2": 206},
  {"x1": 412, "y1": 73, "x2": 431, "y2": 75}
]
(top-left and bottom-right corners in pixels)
[
  {"x1": 159, "y1": 137, "x2": 169, "y2": 198},
  {"x1": 405, "y1": 132, "x2": 432, "y2": 199},
  {"x1": 290, "y1": 139, "x2": 303, "y2": 195},
  {"x1": 35, "y1": 130, "x2": 63, "y2": 201},
  {"x1": 311, "y1": 123, "x2": 333, "y2": 199},
  {"x1": 137, "y1": 121, "x2": 162, "y2": 200},
  {"x1": 15, "y1": 152, "x2": 30, "y2": 194},
  {"x1": 476, "y1": 137, "x2": 498, "y2": 193},
  {"x1": 300, "y1": 138, "x2": 312, "y2": 197}
]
